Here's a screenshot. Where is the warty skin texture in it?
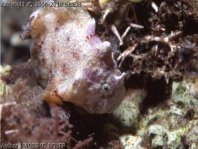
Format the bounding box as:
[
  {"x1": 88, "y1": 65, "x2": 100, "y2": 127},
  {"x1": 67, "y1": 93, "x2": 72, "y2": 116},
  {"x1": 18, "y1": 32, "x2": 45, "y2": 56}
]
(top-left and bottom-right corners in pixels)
[{"x1": 22, "y1": 7, "x2": 126, "y2": 114}]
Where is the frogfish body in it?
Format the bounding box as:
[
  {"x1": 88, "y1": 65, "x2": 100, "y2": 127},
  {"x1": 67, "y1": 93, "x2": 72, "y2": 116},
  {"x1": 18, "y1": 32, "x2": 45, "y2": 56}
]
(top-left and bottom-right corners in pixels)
[{"x1": 22, "y1": 7, "x2": 125, "y2": 114}]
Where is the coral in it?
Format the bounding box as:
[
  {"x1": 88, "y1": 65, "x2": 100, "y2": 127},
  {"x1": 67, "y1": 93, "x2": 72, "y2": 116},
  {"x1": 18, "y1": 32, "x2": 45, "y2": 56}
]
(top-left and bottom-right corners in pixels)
[
  {"x1": 1, "y1": 102, "x2": 93, "y2": 149},
  {"x1": 0, "y1": 92, "x2": 94, "y2": 148}
]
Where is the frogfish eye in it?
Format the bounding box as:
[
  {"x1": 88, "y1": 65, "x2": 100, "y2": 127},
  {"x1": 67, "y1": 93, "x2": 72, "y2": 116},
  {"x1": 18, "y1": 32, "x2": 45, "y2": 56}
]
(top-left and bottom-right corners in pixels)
[{"x1": 101, "y1": 83, "x2": 111, "y2": 95}]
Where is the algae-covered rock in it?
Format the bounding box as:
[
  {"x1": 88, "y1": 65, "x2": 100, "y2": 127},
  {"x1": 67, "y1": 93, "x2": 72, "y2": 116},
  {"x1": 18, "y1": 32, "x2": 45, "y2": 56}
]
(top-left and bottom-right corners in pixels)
[
  {"x1": 147, "y1": 124, "x2": 167, "y2": 148},
  {"x1": 167, "y1": 128, "x2": 188, "y2": 149},
  {"x1": 185, "y1": 120, "x2": 198, "y2": 149},
  {"x1": 0, "y1": 65, "x2": 11, "y2": 77},
  {"x1": 147, "y1": 125, "x2": 189, "y2": 149},
  {"x1": 190, "y1": 79, "x2": 198, "y2": 99},
  {"x1": 0, "y1": 65, "x2": 11, "y2": 101},
  {"x1": 119, "y1": 135, "x2": 143, "y2": 149},
  {"x1": 112, "y1": 90, "x2": 146, "y2": 128},
  {"x1": 136, "y1": 80, "x2": 198, "y2": 148},
  {"x1": 172, "y1": 81, "x2": 198, "y2": 120},
  {"x1": 0, "y1": 80, "x2": 8, "y2": 99}
]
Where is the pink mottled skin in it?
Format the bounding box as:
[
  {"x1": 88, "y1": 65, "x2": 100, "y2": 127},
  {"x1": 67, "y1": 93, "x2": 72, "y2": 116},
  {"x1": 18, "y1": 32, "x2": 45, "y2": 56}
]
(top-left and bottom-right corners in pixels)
[{"x1": 22, "y1": 7, "x2": 126, "y2": 114}]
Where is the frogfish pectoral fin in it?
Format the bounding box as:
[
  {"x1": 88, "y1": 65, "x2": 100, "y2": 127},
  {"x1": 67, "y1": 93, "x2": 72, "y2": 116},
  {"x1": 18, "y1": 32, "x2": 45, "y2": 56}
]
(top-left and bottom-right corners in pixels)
[{"x1": 43, "y1": 90, "x2": 63, "y2": 105}]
